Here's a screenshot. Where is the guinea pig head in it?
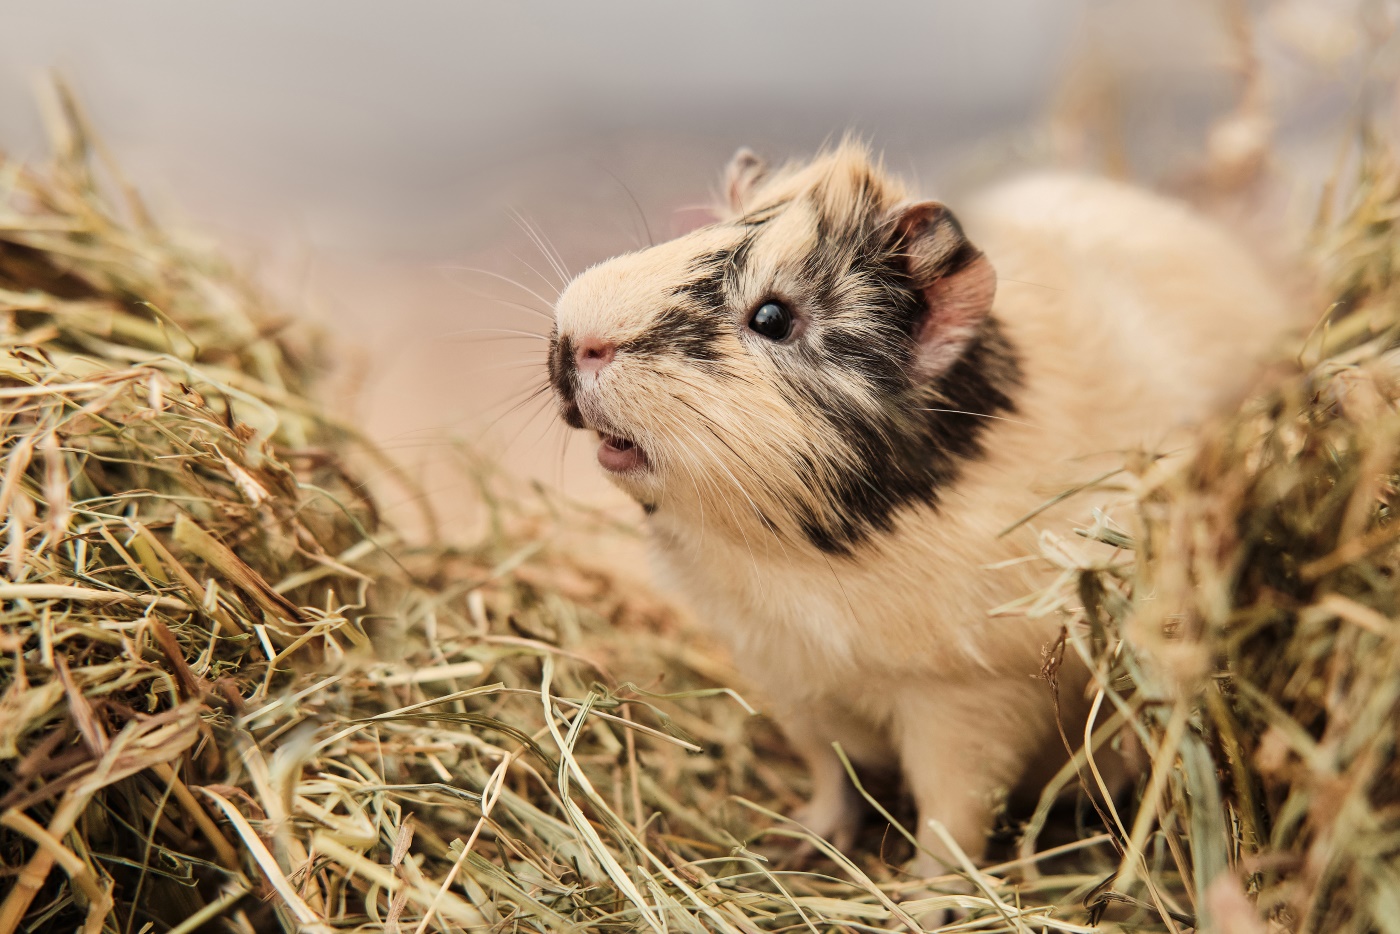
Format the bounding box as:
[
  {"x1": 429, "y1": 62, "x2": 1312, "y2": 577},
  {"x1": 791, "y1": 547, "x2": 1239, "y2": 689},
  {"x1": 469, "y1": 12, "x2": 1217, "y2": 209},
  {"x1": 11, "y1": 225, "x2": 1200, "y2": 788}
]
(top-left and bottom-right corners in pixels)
[{"x1": 548, "y1": 142, "x2": 1020, "y2": 555}]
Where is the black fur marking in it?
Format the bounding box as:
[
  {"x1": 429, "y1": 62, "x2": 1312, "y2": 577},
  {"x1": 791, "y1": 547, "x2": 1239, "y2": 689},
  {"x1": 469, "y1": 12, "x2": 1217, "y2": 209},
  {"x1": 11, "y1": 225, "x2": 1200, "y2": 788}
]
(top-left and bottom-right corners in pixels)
[
  {"x1": 789, "y1": 319, "x2": 1021, "y2": 555},
  {"x1": 761, "y1": 184, "x2": 1022, "y2": 555},
  {"x1": 547, "y1": 331, "x2": 588, "y2": 428},
  {"x1": 548, "y1": 332, "x2": 579, "y2": 408},
  {"x1": 737, "y1": 198, "x2": 791, "y2": 227},
  {"x1": 620, "y1": 305, "x2": 725, "y2": 363},
  {"x1": 671, "y1": 242, "x2": 751, "y2": 311},
  {"x1": 621, "y1": 237, "x2": 755, "y2": 370},
  {"x1": 559, "y1": 399, "x2": 585, "y2": 430},
  {"x1": 940, "y1": 240, "x2": 979, "y2": 277}
]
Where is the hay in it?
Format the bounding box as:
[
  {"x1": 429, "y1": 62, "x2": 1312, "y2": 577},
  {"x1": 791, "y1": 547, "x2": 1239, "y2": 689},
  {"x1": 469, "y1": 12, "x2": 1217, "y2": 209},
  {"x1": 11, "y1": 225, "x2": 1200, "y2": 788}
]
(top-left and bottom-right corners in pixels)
[
  {"x1": 1019, "y1": 137, "x2": 1400, "y2": 933},
  {"x1": 0, "y1": 86, "x2": 1015, "y2": 934},
  {"x1": 3, "y1": 81, "x2": 1400, "y2": 934}
]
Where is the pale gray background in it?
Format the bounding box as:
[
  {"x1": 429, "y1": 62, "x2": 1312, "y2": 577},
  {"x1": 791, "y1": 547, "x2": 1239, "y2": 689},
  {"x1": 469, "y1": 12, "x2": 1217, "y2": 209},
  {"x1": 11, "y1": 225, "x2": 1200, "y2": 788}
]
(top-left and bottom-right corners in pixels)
[{"x1": 3, "y1": 2, "x2": 1090, "y2": 253}]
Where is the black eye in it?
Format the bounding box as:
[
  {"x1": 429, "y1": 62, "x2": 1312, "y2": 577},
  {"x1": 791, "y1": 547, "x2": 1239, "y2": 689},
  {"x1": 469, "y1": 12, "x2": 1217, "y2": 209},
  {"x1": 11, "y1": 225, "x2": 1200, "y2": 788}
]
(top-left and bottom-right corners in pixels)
[{"x1": 748, "y1": 301, "x2": 792, "y2": 341}]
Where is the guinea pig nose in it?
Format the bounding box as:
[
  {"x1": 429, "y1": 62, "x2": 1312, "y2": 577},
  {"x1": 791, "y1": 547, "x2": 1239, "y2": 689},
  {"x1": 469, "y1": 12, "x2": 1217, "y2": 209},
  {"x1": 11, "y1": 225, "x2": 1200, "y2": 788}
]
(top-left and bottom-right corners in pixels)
[{"x1": 574, "y1": 336, "x2": 616, "y2": 374}]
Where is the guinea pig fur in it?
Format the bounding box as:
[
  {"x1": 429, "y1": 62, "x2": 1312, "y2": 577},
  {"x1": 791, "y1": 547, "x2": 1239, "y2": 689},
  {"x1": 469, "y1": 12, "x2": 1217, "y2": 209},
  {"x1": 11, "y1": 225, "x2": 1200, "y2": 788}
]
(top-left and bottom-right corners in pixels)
[{"x1": 546, "y1": 141, "x2": 1292, "y2": 871}]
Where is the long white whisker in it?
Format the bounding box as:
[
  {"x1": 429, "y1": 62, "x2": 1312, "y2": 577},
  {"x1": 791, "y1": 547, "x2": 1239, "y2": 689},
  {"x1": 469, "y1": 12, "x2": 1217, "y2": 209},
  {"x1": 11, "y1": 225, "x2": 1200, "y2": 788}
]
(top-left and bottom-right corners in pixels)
[
  {"x1": 651, "y1": 422, "x2": 709, "y2": 550},
  {"x1": 434, "y1": 269, "x2": 557, "y2": 324},
  {"x1": 669, "y1": 419, "x2": 769, "y2": 579},
  {"x1": 602, "y1": 167, "x2": 655, "y2": 248},
  {"x1": 690, "y1": 417, "x2": 792, "y2": 567},
  {"x1": 494, "y1": 389, "x2": 557, "y2": 459},
  {"x1": 506, "y1": 247, "x2": 568, "y2": 297},
  {"x1": 519, "y1": 211, "x2": 572, "y2": 285},
  {"x1": 475, "y1": 360, "x2": 553, "y2": 377},
  {"x1": 438, "y1": 265, "x2": 559, "y2": 312},
  {"x1": 486, "y1": 295, "x2": 557, "y2": 324},
  {"x1": 474, "y1": 381, "x2": 555, "y2": 440},
  {"x1": 915, "y1": 407, "x2": 1031, "y2": 427},
  {"x1": 553, "y1": 422, "x2": 575, "y2": 496},
  {"x1": 676, "y1": 424, "x2": 762, "y2": 575},
  {"x1": 510, "y1": 209, "x2": 572, "y2": 286},
  {"x1": 820, "y1": 552, "x2": 861, "y2": 628},
  {"x1": 440, "y1": 327, "x2": 550, "y2": 342},
  {"x1": 664, "y1": 376, "x2": 795, "y2": 441}
]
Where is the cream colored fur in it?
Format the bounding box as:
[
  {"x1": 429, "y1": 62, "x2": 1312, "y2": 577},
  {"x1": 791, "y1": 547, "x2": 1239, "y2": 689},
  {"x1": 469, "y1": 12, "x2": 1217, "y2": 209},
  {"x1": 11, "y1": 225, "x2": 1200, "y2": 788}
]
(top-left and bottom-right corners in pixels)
[{"x1": 551, "y1": 144, "x2": 1295, "y2": 872}]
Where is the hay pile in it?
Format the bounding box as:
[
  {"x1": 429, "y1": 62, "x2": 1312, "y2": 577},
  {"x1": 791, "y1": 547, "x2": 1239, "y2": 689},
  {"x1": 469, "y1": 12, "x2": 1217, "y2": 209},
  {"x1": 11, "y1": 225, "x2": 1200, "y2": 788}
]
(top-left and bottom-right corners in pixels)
[
  {"x1": 2, "y1": 87, "x2": 1399, "y2": 934},
  {"x1": 1020, "y1": 140, "x2": 1400, "y2": 933}
]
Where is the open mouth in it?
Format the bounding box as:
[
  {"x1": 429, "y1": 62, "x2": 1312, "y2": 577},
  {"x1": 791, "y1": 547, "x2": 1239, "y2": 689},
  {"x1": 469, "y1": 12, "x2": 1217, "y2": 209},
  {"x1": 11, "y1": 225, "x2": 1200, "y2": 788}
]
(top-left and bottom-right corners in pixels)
[{"x1": 597, "y1": 433, "x2": 647, "y2": 473}]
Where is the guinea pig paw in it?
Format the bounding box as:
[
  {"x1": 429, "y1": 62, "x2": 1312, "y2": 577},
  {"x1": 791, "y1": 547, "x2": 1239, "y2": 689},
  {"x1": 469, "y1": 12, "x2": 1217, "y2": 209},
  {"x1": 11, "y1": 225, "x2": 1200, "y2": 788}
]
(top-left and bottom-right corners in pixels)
[
  {"x1": 777, "y1": 800, "x2": 859, "y2": 869},
  {"x1": 791, "y1": 797, "x2": 859, "y2": 854}
]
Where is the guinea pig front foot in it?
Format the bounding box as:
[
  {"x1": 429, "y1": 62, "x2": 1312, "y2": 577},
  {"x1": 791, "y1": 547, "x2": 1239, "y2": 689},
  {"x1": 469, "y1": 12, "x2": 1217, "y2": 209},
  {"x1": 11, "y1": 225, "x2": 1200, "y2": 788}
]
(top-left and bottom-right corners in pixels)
[{"x1": 786, "y1": 776, "x2": 861, "y2": 861}]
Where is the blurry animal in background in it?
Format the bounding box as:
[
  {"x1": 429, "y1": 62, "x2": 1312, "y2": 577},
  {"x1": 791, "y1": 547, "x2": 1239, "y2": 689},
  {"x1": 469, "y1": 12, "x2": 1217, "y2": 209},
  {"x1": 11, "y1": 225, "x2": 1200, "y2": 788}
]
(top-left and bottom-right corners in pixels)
[{"x1": 547, "y1": 141, "x2": 1293, "y2": 870}]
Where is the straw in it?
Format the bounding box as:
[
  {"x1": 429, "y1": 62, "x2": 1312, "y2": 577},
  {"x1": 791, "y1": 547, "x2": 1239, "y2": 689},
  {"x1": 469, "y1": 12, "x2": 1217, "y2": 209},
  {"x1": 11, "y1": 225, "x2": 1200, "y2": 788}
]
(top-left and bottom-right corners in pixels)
[{"x1": 5, "y1": 76, "x2": 1400, "y2": 934}]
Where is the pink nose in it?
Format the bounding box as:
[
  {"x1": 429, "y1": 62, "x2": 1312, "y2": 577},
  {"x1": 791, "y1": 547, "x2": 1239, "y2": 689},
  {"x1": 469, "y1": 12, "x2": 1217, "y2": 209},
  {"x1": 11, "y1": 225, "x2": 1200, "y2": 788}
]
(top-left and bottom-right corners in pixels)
[{"x1": 574, "y1": 336, "x2": 615, "y2": 375}]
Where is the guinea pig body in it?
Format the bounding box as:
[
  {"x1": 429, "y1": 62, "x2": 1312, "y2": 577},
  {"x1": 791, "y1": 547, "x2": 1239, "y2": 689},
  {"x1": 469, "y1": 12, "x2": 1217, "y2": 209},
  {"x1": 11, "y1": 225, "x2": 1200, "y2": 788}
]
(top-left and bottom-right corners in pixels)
[{"x1": 547, "y1": 143, "x2": 1291, "y2": 868}]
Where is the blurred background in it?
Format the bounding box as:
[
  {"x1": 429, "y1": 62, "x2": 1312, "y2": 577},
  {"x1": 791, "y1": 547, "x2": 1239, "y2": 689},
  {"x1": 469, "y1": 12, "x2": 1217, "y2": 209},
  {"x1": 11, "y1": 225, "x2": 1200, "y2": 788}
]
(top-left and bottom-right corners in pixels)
[{"x1": 2, "y1": 0, "x2": 1393, "y2": 534}]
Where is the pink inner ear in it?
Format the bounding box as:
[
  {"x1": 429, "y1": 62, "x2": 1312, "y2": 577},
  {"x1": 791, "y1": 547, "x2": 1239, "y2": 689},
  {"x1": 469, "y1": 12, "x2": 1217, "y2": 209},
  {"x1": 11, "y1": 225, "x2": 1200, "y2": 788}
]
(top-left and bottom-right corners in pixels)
[{"x1": 913, "y1": 254, "x2": 997, "y2": 379}]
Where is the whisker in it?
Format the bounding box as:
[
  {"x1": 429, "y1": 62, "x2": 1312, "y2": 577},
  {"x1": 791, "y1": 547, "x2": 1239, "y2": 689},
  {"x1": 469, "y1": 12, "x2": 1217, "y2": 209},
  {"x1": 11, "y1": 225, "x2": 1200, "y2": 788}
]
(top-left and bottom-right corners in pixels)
[
  {"x1": 603, "y1": 167, "x2": 655, "y2": 248},
  {"x1": 524, "y1": 399, "x2": 569, "y2": 463},
  {"x1": 668, "y1": 419, "x2": 769, "y2": 578},
  {"x1": 478, "y1": 294, "x2": 557, "y2": 324},
  {"x1": 472, "y1": 381, "x2": 556, "y2": 440},
  {"x1": 435, "y1": 278, "x2": 556, "y2": 325},
  {"x1": 450, "y1": 358, "x2": 551, "y2": 381},
  {"x1": 437, "y1": 265, "x2": 559, "y2": 314},
  {"x1": 554, "y1": 422, "x2": 573, "y2": 495},
  {"x1": 439, "y1": 327, "x2": 550, "y2": 342},
  {"x1": 523, "y1": 211, "x2": 571, "y2": 285},
  {"x1": 652, "y1": 421, "x2": 709, "y2": 548},
  {"x1": 690, "y1": 416, "x2": 789, "y2": 566},
  {"x1": 915, "y1": 407, "x2": 1031, "y2": 427},
  {"x1": 666, "y1": 373, "x2": 799, "y2": 439},
  {"x1": 510, "y1": 209, "x2": 572, "y2": 286},
  {"x1": 506, "y1": 246, "x2": 567, "y2": 297},
  {"x1": 372, "y1": 379, "x2": 550, "y2": 446},
  {"x1": 672, "y1": 397, "x2": 774, "y2": 482},
  {"x1": 997, "y1": 276, "x2": 1064, "y2": 292},
  {"x1": 820, "y1": 552, "x2": 862, "y2": 628},
  {"x1": 490, "y1": 387, "x2": 558, "y2": 458}
]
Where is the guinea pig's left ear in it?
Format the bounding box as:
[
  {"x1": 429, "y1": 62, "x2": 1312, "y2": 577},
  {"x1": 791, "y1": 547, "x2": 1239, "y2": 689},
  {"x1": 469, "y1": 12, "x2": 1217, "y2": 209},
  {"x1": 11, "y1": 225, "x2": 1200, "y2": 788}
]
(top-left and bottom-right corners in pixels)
[
  {"x1": 894, "y1": 201, "x2": 997, "y2": 380},
  {"x1": 724, "y1": 148, "x2": 768, "y2": 215}
]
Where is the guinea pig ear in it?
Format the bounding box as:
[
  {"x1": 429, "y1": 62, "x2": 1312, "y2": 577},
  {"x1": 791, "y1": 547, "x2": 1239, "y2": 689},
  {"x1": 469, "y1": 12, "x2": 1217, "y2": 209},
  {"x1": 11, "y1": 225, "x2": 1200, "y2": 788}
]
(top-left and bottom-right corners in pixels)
[
  {"x1": 724, "y1": 147, "x2": 768, "y2": 215},
  {"x1": 894, "y1": 201, "x2": 997, "y2": 380}
]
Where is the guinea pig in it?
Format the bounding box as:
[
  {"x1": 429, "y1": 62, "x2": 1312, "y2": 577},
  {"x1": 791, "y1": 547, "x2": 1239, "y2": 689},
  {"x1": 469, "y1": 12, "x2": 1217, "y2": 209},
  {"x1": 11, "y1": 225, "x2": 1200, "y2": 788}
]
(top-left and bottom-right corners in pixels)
[{"x1": 546, "y1": 141, "x2": 1291, "y2": 870}]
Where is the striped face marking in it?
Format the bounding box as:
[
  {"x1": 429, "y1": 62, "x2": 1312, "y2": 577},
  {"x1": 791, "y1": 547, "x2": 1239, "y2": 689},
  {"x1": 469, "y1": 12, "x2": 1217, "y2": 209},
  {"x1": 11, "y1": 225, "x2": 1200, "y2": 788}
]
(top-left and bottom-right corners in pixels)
[{"x1": 549, "y1": 142, "x2": 1020, "y2": 555}]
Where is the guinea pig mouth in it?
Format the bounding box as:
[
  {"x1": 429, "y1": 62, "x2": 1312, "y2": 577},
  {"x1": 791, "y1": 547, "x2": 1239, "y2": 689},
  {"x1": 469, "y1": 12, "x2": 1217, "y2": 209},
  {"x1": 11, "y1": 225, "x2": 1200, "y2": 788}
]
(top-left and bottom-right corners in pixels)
[{"x1": 597, "y1": 432, "x2": 648, "y2": 473}]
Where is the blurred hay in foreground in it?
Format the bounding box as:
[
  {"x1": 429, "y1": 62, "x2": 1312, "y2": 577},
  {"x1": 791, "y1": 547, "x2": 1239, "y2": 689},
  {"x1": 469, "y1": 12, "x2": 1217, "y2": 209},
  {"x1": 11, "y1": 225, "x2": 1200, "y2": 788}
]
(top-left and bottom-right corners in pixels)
[{"x1": 3, "y1": 83, "x2": 1400, "y2": 934}]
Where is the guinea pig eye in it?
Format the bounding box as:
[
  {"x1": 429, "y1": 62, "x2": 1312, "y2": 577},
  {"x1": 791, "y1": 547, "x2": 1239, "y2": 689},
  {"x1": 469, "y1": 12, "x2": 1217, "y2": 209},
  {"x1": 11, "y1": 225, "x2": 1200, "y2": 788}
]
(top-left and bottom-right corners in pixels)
[{"x1": 748, "y1": 301, "x2": 792, "y2": 341}]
